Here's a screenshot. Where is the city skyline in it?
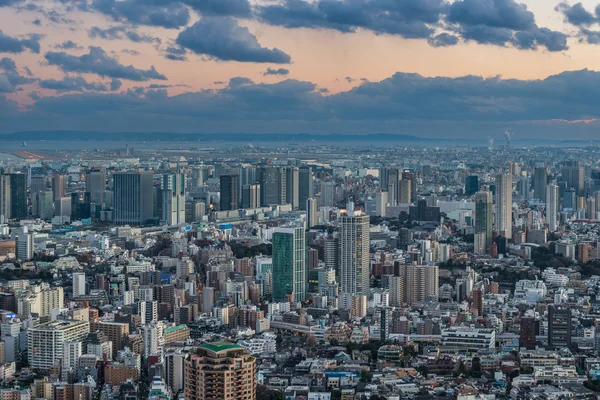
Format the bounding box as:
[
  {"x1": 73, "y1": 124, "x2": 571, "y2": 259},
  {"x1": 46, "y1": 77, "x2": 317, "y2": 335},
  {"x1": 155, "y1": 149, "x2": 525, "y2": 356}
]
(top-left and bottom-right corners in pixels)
[{"x1": 2, "y1": 1, "x2": 600, "y2": 137}]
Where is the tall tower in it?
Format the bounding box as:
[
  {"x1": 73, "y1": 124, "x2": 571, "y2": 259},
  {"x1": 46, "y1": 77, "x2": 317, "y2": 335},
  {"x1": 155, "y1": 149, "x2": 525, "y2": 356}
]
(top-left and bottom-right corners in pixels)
[
  {"x1": 534, "y1": 167, "x2": 547, "y2": 202},
  {"x1": 51, "y1": 174, "x2": 66, "y2": 202},
  {"x1": 475, "y1": 191, "x2": 493, "y2": 249},
  {"x1": 339, "y1": 211, "x2": 370, "y2": 309},
  {"x1": 495, "y1": 174, "x2": 513, "y2": 239},
  {"x1": 272, "y1": 227, "x2": 306, "y2": 302},
  {"x1": 241, "y1": 184, "x2": 260, "y2": 209},
  {"x1": 219, "y1": 174, "x2": 239, "y2": 211},
  {"x1": 298, "y1": 166, "x2": 313, "y2": 211},
  {"x1": 73, "y1": 272, "x2": 86, "y2": 297},
  {"x1": 285, "y1": 167, "x2": 299, "y2": 209},
  {"x1": 306, "y1": 198, "x2": 318, "y2": 228},
  {"x1": 259, "y1": 167, "x2": 286, "y2": 206},
  {"x1": 546, "y1": 184, "x2": 559, "y2": 232},
  {"x1": 113, "y1": 171, "x2": 154, "y2": 225},
  {"x1": 86, "y1": 167, "x2": 106, "y2": 202},
  {"x1": 548, "y1": 305, "x2": 571, "y2": 349},
  {"x1": 0, "y1": 175, "x2": 9, "y2": 220},
  {"x1": 8, "y1": 173, "x2": 27, "y2": 219}
]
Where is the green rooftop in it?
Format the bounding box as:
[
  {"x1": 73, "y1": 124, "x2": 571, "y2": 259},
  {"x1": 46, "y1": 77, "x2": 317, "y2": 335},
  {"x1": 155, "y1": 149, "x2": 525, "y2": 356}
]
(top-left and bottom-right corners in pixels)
[
  {"x1": 163, "y1": 324, "x2": 188, "y2": 334},
  {"x1": 201, "y1": 342, "x2": 243, "y2": 353}
]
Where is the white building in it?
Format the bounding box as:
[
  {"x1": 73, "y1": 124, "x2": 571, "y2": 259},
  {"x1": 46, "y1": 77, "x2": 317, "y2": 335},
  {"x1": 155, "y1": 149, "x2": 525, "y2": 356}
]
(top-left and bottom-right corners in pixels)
[
  {"x1": 27, "y1": 320, "x2": 90, "y2": 369},
  {"x1": 441, "y1": 327, "x2": 496, "y2": 351},
  {"x1": 72, "y1": 272, "x2": 86, "y2": 297}
]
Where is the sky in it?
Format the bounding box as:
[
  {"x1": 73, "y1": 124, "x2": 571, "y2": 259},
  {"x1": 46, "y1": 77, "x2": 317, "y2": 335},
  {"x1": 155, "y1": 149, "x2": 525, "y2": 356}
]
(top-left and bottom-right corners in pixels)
[{"x1": 2, "y1": 0, "x2": 600, "y2": 139}]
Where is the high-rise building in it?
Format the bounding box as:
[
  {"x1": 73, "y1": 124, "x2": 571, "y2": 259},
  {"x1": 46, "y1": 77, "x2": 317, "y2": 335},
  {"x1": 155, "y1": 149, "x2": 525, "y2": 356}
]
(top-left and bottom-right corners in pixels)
[
  {"x1": 465, "y1": 175, "x2": 479, "y2": 196},
  {"x1": 298, "y1": 166, "x2": 313, "y2": 211},
  {"x1": 546, "y1": 184, "x2": 559, "y2": 232},
  {"x1": 219, "y1": 175, "x2": 240, "y2": 211},
  {"x1": 534, "y1": 167, "x2": 548, "y2": 202},
  {"x1": 306, "y1": 198, "x2": 318, "y2": 228},
  {"x1": 398, "y1": 180, "x2": 411, "y2": 204},
  {"x1": 324, "y1": 237, "x2": 339, "y2": 276},
  {"x1": 285, "y1": 167, "x2": 299, "y2": 209},
  {"x1": 339, "y1": 211, "x2": 370, "y2": 309},
  {"x1": 98, "y1": 321, "x2": 129, "y2": 356},
  {"x1": 138, "y1": 300, "x2": 158, "y2": 324},
  {"x1": 397, "y1": 265, "x2": 439, "y2": 304},
  {"x1": 389, "y1": 276, "x2": 404, "y2": 307},
  {"x1": 113, "y1": 171, "x2": 154, "y2": 225},
  {"x1": 519, "y1": 317, "x2": 537, "y2": 350},
  {"x1": 162, "y1": 174, "x2": 186, "y2": 225},
  {"x1": 8, "y1": 173, "x2": 27, "y2": 219},
  {"x1": 375, "y1": 191, "x2": 387, "y2": 216},
  {"x1": 241, "y1": 184, "x2": 260, "y2": 209},
  {"x1": 86, "y1": 168, "x2": 106, "y2": 203},
  {"x1": 548, "y1": 305, "x2": 571, "y2": 349},
  {"x1": 564, "y1": 188, "x2": 577, "y2": 209},
  {"x1": 272, "y1": 227, "x2": 306, "y2": 302},
  {"x1": 320, "y1": 181, "x2": 335, "y2": 207},
  {"x1": 475, "y1": 191, "x2": 493, "y2": 249},
  {"x1": 30, "y1": 176, "x2": 46, "y2": 195},
  {"x1": 72, "y1": 272, "x2": 86, "y2": 297},
  {"x1": 184, "y1": 342, "x2": 256, "y2": 400},
  {"x1": 562, "y1": 165, "x2": 585, "y2": 196},
  {"x1": 52, "y1": 174, "x2": 66, "y2": 202},
  {"x1": 27, "y1": 320, "x2": 90, "y2": 369},
  {"x1": 495, "y1": 174, "x2": 513, "y2": 239},
  {"x1": 402, "y1": 170, "x2": 417, "y2": 203},
  {"x1": 0, "y1": 175, "x2": 10, "y2": 220},
  {"x1": 259, "y1": 167, "x2": 286, "y2": 206}
]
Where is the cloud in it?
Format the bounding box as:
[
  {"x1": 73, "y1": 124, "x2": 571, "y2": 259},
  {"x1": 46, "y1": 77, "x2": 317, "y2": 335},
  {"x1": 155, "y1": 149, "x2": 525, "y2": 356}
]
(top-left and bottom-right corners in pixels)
[
  {"x1": 264, "y1": 67, "x2": 290, "y2": 76},
  {"x1": 56, "y1": 40, "x2": 83, "y2": 50},
  {"x1": 428, "y1": 33, "x2": 459, "y2": 47},
  {"x1": 228, "y1": 77, "x2": 253, "y2": 87},
  {"x1": 45, "y1": 46, "x2": 167, "y2": 81},
  {"x1": 181, "y1": 0, "x2": 251, "y2": 17},
  {"x1": 257, "y1": 0, "x2": 446, "y2": 39},
  {"x1": 89, "y1": 0, "x2": 190, "y2": 29},
  {"x1": 121, "y1": 49, "x2": 141, "y2": 56},
  {"x1": 176, "y1": 17, "x2": 292, "y2": 63},
  {"x1": 0, "y1": 30, "x2": 41, "y2": 54},
  {"x1": 556, "y1": 2, "x2": 597, "y2": 26},
  {"x1": 448, "y1": 0, "x2": 567, "y2": 52},
  {"x1": 89, "y1": 26, "x2": 160, "y2": 44},
  {"x1": 0, "y1": 57, "x2": 36, "y2": 92},
  {"x1": 39, "y1": 75, "x2": 115, "y2": 92},
  {"x1": 164, "y1": 45, "x2": 187, "y2": 61}
]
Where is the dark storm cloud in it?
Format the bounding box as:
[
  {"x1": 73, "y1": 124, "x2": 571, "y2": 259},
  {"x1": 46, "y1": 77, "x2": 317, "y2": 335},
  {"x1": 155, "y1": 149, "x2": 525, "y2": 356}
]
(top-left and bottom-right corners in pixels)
[
  {"x1": 176, "y1": 17, "x2": 292, "y2": 63},
  {"x1": 89, "y1": 26, "x2": 161, "y2": 44},
  {"x1": 0, "y1": 30, "x2": 41, "y2": 54},
  {"x1": 39, "y1": 75, "x2": 114, "y2": 92},
  {"x1": 45, "y1": 46, "x2": 167, "y2": 81},
  {"x1": 427, "y1": 33, "x2": 459, "y2": 47},
  {"x1": 264, "y1": 68, "x2": 290, "y2": 76}
]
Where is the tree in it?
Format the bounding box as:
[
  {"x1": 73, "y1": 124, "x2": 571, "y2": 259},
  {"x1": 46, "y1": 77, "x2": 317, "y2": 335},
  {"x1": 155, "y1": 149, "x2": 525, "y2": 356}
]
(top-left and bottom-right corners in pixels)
[
  {"x1": 360, "y1": 369, "x2": 372, "y2": 383},
  {"x1": 257, "y1": 385, "x2": 284, "y2": 400}
]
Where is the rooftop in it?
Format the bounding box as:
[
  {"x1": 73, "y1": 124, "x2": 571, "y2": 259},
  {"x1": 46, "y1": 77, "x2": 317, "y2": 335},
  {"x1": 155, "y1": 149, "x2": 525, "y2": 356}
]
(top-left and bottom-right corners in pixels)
[
  {"x1": 163, "y1": 324, "x2": 188, "y2": 334},
  {"x1": 201, "y1": 342, "x2": 243, "y2": 353}
]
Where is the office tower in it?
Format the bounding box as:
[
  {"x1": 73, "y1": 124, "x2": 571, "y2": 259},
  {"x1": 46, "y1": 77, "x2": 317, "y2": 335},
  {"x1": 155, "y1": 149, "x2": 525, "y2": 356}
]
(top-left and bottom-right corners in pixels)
[
  {"x1": 27, "y1": 320, "x2": 90, "y2": 369},
  {"x1": 219, "y1": 174, "x2": 239, "y2": 211},
  {"x1": 324, "y1": 237, "x2": 339, "y2": 275},
  {"x1": 320, "y1": 181, "x2": 335, "y2": 207},
  {"x1": 339, "y1": 211, "x2": 370, "y2": 309},
  {"x1": 113, "y1": 171, "x2": 154, "y2": 225},
  {"x1": 71, "y1": 192, "x2": 91, "y2": 221},
  {"x1": 52, "y1": 174, "x2": 66, "y2": 201},
  {"x1": 86, "y1": 167, "x2": 106, "y2": 203},
  {"x1": 138, "y1": 300, "x2": 158, "y2": 324},
  {"x1": 465, "y1": 175, "x2": 479, "y2": 196},
  {"x1": 73, "y1": 272, "x2": 86, "y2": 297},
  {"x1": 202, "y1": 287, "x2": 215, "y2": 313},
  {"x1": 495, "y1": 174, "x2": 513, "y2": 239},
  {"x1": 375, "y1": 191, "x2": 387, "y2": 216},
  {"x1": 272, "y1": 227, "x2": 306, "y2": 302},
  {"x1": 30, "y1": 176, "x2": 46, "y2": 195},
  {"x1": 259, "y1": 167, "x2": 286, "y2": 206},
  {"x1": 548, "y1": 305, "x2": 571, "y2": 349},
  {"x1": 402, "y1": 170, "x2": 417, "y2": 202},
  {"x1": 190, "y1": 166, "x2": 207, "y2": 191},
  {"x1": 34, "y1": 191, "x2": 54, "y2": 220},
  {"x1": 475, "y1": 191, "x2": 493, "y2": 249},
  {"x1": 298, "y1": 166, "x2": 313, "y2": 211},
  {"x1": 54, "y1": 197, "x2": 71, "y2": 218},
  {"x1": 546, "y1": 184, "x2": 559, "y2": 232},
  {"x1": 241, "y1": 184, "x2": 260, "y2": 209},
  {"x1": 8, "y1": 173, "x2": 26, "y2": 218},
  {"x1": 474, "y1": 233, "x2": 486, "y2": 254},
  {"x1": 562, "y1": 165, "x2": 585, "y2": 195},
  {"x1": 587, "y1": 197, "x2": 596, "y2": 220},
  {"x1": 386, "y1": 169, "x2": 399, "y2": 205},
  {"x1": 162, "y1": 173, "x2": 186, "y2": 225},
  {"x1": 564, "y1": 188, "x2": 576, "y2": 209},
  {"x1": 509, "y1": 162, "x2": 520, "y2": 177},
  {"x1": 15, "y1": 227, "x2": 34, "y2": 260},
  {"x1": 397, "y1": 265, "x2": 439, "y2": 304},
  {"x1": 517, "y1": 177, "x2": 530, "y2": 200},
  {"x1": 306, "y1": 198, "x2": 318, "y2": 228},
  {"x1": 285, "y1": 167, "x2": 299, "y2": 209},
  {"x1": 398, "y1": 180, "x2": 411, "y2": 204},
  {"x1": 184, "y1": 342, "x2": 256, "y2": 400},
  {"x1": 0, "y1": 175, "x2": 10, "y2": 219},
  {"x1": 519, "y1": 317, "x2": 537, "y2": 350},
  {"x1": 534, "y1": 167, "x2": 548, "y2": 202}
]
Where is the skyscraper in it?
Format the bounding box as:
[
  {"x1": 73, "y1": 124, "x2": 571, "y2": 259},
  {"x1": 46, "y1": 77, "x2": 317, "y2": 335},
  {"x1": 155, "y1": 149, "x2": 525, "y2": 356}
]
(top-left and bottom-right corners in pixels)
[
  {"x1": 562, "y1": 165, "x2": 585, "y2": 196},
  {"x1": 113, "y1": 171, "x2": 154, "y2": 225},
  {"x1": 475, "y1": 191, "x2": 493, "y2": 249},
  {"x1": 397, "y1": 265, "x2": 439, "y2": 304},
  {"x1": 73, "y1": 272, "x2": 86, "y2": 297},
  {"x1": 8, "y1": 173, "x2": 26, "y2": 219},
  {"x1": 548, "y1": 305, "x2": 571, "y2": 349},
  {"x1": 52, "y1": 174, "x2": 66, "y2": 202},
  {"x1": 0, "y1": 175, "x2": 10, "y2": 220},
  {"x1": 495, "y1": 174, "x2": 513, "y2": 239},
  {"x1": 546, "y1": 184, "x2": 559, "y2": 232},
  {"x1": 272, "y1": 227, "x2": 306, "y2": 302},
  {"x1": 320, "y1": 181, "x2": 335, "y2": 207},
  {"x1": 465, "y1": 175, "x2": 479, "y2": 196},
  {"x1": 241, "y1": 184, "x2": 260, "y2": 209},
  {"x1": 285, "y1": 167, "x2": 299, "y2": 209},
  {"x1": 398, "y1": 180, "x2": 411, "y2": 204},
  {"x1": 534, "y1": 167, "x2": 548, "y2": 202},
  {"x1": 259, "y1": 167, "x2": 286, "y2": 206},
  {"x1": 86, "y1": 168, "x2": 106, "y2": 203},
  {"x1": 184, "y1": 342, "x2": 256, "y2": 400},
  {"x1": 339, "y1": 211, "x2": 370, "y2": 309},
  {"x1": 162, "y1": 174, "x2": 186, "y2": 225},
  {"x1": 298, "y1": 166, "x2": 313, "y2": 211},
  {"x1": 219, "y1": 174, "x2": 239, "y2": 211}
]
